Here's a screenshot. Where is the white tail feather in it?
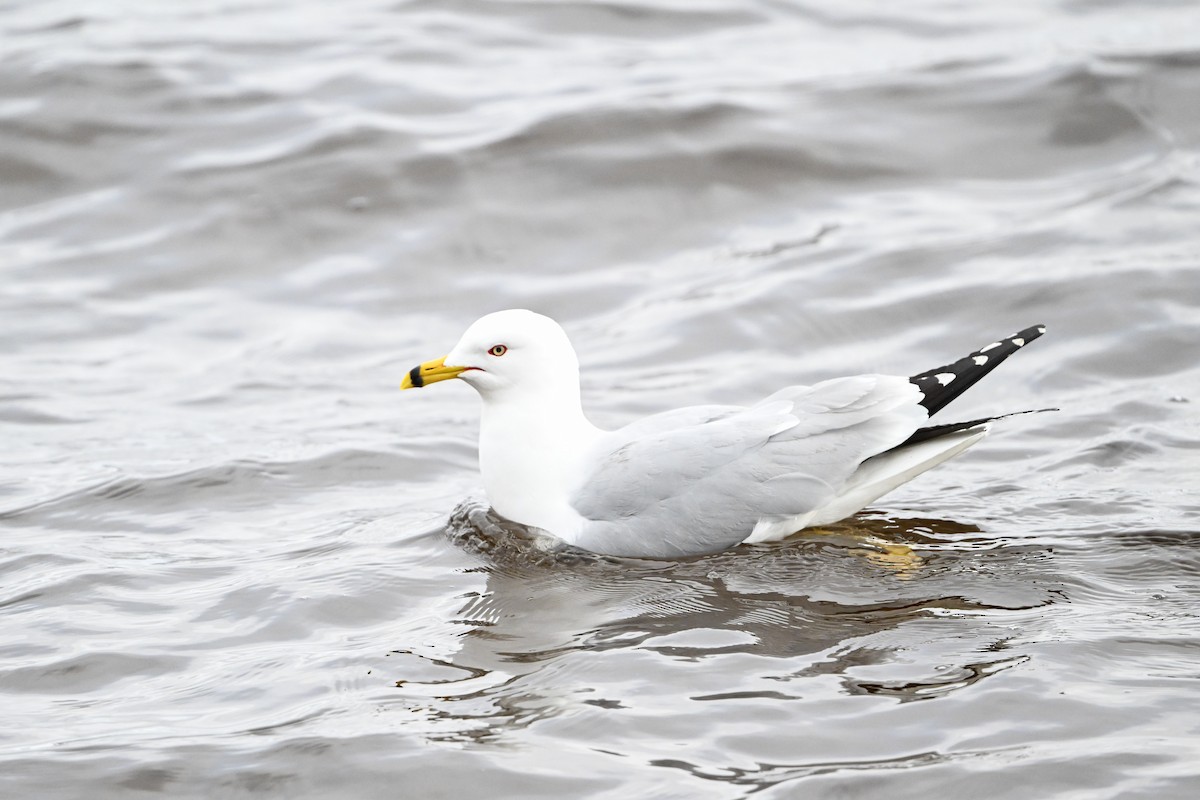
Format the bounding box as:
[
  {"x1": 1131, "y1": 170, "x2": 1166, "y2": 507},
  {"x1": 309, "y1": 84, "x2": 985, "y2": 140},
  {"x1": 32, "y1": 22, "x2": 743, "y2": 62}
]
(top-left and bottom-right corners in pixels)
[{"x1": 745, "y1": 425, "x2": 989, "y2": 543}]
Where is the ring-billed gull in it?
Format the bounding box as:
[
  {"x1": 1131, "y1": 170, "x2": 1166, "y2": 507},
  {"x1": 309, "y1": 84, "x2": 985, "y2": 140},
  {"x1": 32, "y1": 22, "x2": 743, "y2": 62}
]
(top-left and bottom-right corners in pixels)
[{"x1": 401, "y1": 310, "x2": 1045, "y2": 558}]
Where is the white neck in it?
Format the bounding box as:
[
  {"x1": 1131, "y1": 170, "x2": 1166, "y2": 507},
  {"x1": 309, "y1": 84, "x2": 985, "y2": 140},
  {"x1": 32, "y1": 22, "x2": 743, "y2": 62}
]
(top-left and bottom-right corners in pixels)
[{"x1": 477, "y1": 382, "x2": 602, "y2": 540}]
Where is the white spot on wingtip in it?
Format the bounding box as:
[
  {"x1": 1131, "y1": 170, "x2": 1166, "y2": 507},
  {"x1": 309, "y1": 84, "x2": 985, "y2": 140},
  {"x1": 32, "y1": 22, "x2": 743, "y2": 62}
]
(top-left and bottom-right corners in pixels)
[
  {"x1": 935, "y1": 372, "x2": 955, "y2": 386},
  {"x1": 1013, "y1": 337, "x2": 1025, "y2": 346},
  {"x1": 1037, "y1": 326, "x2": 1046, "y2": 334},
  {"x1": 980, "y1": 342, "x2": 1001, "y2": 352},
  {"x1": 973, "y1": 355, "x2": 988, "y2": 365}
]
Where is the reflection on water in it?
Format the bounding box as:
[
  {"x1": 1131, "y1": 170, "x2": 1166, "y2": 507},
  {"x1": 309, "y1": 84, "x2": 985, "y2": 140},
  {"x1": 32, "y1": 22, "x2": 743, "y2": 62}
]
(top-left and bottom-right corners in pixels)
[{"x1": 387, "y1": 502, "x2": 1059, "y2": 744}]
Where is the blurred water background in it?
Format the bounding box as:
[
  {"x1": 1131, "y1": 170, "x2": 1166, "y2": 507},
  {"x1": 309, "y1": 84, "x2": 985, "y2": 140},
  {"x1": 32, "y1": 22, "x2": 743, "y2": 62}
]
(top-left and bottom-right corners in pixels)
[{"x1": 2, "y1": 1, "x2": 1199, "y2": 797}]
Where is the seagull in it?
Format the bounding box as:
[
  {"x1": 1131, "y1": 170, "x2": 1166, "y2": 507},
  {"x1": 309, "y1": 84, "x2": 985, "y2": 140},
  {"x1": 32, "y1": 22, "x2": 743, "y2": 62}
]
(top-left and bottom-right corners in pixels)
[{"x1": 401, "y1": 310, "x2": 1046, "y2": 558}]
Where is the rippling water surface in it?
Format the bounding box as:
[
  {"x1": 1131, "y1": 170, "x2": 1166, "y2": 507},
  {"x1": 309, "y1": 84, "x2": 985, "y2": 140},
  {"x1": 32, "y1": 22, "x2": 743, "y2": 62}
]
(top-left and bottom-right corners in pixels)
[{"x1": 3, "y1": 1, "x2": 1199, "y2": 797}]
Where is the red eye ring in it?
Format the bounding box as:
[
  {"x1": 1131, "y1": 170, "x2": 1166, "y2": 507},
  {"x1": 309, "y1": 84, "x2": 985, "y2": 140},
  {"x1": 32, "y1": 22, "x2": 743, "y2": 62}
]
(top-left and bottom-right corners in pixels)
[{"x1": 488, "y1": 344, "x2": 508, "y2": 357}]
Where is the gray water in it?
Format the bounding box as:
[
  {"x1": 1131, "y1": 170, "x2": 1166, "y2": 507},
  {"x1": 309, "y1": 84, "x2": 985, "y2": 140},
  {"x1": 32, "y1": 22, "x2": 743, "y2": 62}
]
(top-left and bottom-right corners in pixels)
[{"x1": 3, "y1": 1, "x2": 1199, "y2": 797}]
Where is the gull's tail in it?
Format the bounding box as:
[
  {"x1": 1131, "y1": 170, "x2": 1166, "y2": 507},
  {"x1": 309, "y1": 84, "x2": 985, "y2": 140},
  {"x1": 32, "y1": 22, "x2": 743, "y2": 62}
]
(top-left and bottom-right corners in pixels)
[{"x1": 806, "y1": 325, "x2": 1051, "y2": 526}]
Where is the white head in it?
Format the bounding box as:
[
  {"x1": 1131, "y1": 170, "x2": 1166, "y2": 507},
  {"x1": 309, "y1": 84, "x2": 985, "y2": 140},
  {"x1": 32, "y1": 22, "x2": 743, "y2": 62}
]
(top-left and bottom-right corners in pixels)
[{"x1": 401, "y1": 309, "x2": 580, "y2": 401}]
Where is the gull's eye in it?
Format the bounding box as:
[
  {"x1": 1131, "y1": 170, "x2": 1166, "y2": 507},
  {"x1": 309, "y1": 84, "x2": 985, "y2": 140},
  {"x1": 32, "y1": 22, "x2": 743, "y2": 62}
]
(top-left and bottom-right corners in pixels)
[{"x1": 488, "y1": 344, "x2": 508, "y2": 357}]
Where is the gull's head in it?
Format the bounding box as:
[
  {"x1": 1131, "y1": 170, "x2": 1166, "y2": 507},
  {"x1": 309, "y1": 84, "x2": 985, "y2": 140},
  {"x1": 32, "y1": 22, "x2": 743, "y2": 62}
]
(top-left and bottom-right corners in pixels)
[{"x1": 400, "y1": 309, "x2": 580, "y2": 399}]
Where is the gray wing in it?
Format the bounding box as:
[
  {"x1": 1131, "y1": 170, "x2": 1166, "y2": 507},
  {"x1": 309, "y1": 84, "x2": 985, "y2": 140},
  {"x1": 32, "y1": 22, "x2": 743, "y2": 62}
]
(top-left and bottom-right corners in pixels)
[{"x1": 569, "y1": 375, "x2": 926, "y2": 557}]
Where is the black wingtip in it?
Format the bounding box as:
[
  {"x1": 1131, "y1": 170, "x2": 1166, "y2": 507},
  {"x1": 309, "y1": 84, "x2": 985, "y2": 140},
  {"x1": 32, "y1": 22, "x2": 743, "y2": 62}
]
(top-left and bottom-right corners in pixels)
[
  {"x1": 910, "y1": 324, "x2": 1046, "y2": 418},
  {"x1": 896, "y1": 407, "x2": 1058, "y2": 448}
]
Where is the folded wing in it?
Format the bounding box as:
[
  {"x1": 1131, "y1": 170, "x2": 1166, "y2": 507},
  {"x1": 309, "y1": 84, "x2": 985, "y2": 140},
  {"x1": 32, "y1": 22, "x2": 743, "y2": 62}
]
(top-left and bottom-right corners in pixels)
[{"x1": 569, "y1": 375, "x2": 926, "y2": 557}]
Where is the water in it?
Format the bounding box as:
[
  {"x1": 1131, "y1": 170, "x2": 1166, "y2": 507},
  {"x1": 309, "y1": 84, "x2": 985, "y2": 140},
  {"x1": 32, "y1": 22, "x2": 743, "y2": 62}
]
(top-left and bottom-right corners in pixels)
[{"x1": 3, "y1": 0, "x2": 1199, "y2": 796}]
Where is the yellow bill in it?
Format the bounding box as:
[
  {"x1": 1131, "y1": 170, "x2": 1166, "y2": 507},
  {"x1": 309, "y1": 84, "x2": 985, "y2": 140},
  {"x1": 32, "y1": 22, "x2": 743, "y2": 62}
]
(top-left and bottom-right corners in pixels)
[{"x1": 401, "y1": 356, "x2": 467, "y2": 389}]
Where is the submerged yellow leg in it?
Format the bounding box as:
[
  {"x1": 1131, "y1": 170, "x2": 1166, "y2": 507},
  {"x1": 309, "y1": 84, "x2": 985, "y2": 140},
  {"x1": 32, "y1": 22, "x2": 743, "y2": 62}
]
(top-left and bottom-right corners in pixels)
[{"x1": 795, "y1": 525, "x2": 925, "y2": 580}]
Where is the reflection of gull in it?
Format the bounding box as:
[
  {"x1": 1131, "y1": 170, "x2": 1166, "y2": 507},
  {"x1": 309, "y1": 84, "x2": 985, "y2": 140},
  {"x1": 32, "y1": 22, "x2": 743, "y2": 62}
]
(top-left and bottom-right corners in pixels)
[
  {"x1": 387, "y1": 506, "x2": 1055, "y2": 744},
  {"x1": 402, "y1": 310, "x2": 1045, "y2": 558}
]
